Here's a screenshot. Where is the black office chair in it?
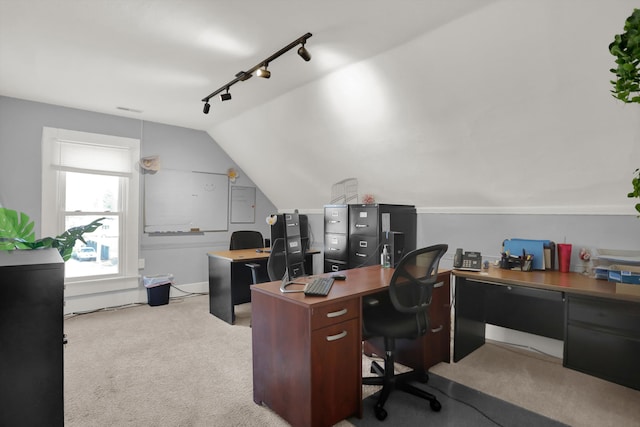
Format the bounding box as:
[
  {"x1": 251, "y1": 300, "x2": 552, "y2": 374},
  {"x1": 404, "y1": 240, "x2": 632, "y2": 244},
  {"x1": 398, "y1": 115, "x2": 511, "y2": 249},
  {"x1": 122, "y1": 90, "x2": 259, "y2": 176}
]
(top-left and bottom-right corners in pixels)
[
  {"x1": 362, "y1": 244, "x2": 448, "y2": 421},
  {"x1": 247, "y1": 238, "x2": 288, "y2": 284},
  {"x1": 229, "y1": 230, "x2": 264, "y2": 250}
]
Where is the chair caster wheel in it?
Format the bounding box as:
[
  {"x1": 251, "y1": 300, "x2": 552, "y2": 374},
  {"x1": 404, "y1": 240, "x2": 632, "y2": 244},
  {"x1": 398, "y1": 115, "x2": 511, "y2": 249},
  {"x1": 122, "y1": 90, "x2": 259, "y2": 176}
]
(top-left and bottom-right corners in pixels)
[
  {"x1": 430, "y1": 399, "x2": 442, "y2": 412},
  {"x1": 373, "y1": 406, "x2": 389, "y2": 421}
]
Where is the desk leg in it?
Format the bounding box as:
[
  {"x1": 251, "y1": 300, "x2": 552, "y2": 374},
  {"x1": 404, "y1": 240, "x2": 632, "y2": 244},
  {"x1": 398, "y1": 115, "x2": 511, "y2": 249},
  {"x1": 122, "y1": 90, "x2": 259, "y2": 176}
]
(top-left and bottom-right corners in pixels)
[
  {"x1": 454, "y1": 277, "x2": 486, "y2": 362},
  {"x1": 208, "y1": 255, "x2": 234, "y2": 324}
]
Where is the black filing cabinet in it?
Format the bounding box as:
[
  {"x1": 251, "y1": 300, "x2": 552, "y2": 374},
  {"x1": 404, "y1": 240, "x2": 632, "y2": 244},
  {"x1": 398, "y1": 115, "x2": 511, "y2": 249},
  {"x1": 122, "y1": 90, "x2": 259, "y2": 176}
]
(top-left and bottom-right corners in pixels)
[
  {"x1": 0, "y1": 249, "x2": 65, "y2": 427},
  {"x1": 348, "y1": 204, "x2": 416, "y2": 269},
  {"x1": 323, "y1": 205, "x2": 349, "y2": 272}
]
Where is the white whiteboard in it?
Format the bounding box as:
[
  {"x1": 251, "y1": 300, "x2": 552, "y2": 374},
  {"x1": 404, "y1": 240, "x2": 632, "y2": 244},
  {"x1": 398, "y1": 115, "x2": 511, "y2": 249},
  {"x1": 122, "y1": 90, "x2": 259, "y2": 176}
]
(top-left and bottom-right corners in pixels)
[{"x1": 144, "y1": 170, "x2": 228, "y2": 232}]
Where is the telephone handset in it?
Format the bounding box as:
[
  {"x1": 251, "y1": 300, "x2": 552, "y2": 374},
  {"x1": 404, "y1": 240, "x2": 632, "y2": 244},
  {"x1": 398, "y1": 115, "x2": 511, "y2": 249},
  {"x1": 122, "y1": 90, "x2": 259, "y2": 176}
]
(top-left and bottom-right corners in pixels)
[{"x1": 453, "y1": 248, "x2": 482, "y2": 271}]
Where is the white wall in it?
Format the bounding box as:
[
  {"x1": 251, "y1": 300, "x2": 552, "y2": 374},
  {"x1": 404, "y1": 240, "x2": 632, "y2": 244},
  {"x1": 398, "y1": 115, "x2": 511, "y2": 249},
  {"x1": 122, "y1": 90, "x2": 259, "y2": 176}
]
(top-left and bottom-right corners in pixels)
[{"x1": 210, "y1": 1, "x2": 639, "y2": 215}]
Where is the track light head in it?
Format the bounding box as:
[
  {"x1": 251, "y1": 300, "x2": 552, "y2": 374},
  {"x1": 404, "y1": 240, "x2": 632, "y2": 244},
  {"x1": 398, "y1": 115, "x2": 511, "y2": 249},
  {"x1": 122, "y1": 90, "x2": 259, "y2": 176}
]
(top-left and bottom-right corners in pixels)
[
  {"x1": 257, "y1": 65, "x2": 271, "y2": 79},
  {"x1": 220, "y1": 90, "x2": 232, "y2": 101},
  {"x1": 297, "y1": 43, "x2": 311, "y2": 61},
  {"x1": 203, "y1": 102, "x2": 210, "y2": 114}
]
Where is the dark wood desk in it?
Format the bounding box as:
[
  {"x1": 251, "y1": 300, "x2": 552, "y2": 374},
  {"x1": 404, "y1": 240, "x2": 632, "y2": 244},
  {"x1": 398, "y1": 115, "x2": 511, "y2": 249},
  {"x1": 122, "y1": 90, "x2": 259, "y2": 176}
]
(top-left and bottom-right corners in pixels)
[
  {"x1": 207, "y1": 248, "x2": 318, "y2": 324},
  {"x1": 453, "y1": 267, "x2": 640, "y2": 391},
  {"x1": 250, "y1": 265, "x2": 451, "y2": 427}
]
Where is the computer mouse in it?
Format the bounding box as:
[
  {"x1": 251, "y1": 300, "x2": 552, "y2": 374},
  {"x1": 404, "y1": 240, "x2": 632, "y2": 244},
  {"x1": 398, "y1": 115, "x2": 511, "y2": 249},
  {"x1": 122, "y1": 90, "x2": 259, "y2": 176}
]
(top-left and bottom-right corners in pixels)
[{"x1": 331, "y1": 274, "x2": 347, "y2": 280}]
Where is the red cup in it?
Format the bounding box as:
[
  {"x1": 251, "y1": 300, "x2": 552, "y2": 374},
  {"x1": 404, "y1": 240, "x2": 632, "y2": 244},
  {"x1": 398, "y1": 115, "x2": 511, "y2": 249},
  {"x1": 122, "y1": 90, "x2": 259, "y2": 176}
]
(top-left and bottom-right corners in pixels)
[{"x1": 557, "y1": 243, "x2": 572, "y2": 273}]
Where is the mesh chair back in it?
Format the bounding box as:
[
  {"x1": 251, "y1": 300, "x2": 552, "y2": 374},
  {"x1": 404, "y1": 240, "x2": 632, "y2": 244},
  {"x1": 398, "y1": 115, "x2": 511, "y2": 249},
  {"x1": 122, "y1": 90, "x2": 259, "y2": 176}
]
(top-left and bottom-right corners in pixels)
[
  {"x1": 389, "y1": 244, "x2": 448, "y2": 315},
  {"x1": 229, "y1": 230, "x2": 264, "y2": 250}
]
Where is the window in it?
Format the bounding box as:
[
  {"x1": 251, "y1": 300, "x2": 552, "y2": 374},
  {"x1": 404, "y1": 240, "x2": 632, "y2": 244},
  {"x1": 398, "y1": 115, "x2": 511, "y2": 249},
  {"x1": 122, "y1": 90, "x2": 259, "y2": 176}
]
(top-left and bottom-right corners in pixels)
[{"x1": 41, "y1": 127, "x2": 140, "y2": 293}]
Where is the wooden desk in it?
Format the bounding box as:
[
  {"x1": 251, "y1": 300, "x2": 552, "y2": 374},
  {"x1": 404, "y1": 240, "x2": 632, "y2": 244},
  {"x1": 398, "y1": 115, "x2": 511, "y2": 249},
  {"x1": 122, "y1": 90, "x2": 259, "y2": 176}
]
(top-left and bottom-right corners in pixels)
[
  {"x1": 207, "y1": 248, "x2": 318, "y2": 324},
  {"x1": 453, "y1": 267, "x2": 640, "y2": 390},
  {"x1": 250, "y1": 265, "x2": 451, "y2": 427}
]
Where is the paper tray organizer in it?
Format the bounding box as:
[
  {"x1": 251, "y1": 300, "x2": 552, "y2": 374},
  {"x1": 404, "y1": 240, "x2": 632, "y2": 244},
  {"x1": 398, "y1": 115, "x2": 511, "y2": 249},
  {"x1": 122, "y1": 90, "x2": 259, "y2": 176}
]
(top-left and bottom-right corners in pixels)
[{"x1": 502, "y1": 239, "x2": 556, "y2": 271}]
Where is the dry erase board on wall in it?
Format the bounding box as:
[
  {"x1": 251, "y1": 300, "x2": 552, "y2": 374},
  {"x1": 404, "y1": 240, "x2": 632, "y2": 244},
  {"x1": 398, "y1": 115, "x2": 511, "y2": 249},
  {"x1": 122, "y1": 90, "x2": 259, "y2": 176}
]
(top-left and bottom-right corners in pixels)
[{"x1": 144, "y1": 170, "x2": 228, "y2": 233}]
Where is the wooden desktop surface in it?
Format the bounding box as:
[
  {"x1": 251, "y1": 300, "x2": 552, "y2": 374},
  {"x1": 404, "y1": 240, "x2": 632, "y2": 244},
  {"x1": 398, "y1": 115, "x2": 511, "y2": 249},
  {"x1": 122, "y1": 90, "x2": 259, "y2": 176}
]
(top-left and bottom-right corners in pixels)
[
  {"x1": 208, "y1": 247, "x2": 320, "y2": 262},
  {"x1": 453, "y1": 266, "x2": 640, "y2": 302}
]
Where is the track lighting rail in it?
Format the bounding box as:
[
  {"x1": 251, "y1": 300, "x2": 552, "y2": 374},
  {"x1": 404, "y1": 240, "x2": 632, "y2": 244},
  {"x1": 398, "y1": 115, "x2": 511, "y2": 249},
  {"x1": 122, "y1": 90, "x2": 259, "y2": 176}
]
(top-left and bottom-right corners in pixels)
[{"x1": 201, "y1": 32, "x2": 312, "y2": 114}]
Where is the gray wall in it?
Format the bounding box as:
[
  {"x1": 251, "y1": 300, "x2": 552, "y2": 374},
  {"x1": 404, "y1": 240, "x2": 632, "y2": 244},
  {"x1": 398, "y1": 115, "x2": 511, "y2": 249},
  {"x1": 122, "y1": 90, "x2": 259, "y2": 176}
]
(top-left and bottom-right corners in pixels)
[{"x1": 0, "y1": 96, "x2": 277, "y2": 289}]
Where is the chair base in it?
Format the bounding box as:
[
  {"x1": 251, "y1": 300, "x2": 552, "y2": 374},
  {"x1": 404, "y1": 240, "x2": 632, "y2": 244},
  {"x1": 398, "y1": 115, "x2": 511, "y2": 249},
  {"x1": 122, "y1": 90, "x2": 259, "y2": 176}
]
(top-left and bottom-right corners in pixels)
[{"x1": 363, "y1": 359, "x2": 441, "y2": 421}]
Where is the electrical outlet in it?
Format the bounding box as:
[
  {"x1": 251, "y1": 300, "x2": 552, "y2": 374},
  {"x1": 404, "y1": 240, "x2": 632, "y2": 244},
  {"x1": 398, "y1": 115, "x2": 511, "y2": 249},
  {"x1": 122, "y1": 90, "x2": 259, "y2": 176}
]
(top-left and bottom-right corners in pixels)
[{"x1": 138, "y1": 258, "x2": 145, "y2": 269}]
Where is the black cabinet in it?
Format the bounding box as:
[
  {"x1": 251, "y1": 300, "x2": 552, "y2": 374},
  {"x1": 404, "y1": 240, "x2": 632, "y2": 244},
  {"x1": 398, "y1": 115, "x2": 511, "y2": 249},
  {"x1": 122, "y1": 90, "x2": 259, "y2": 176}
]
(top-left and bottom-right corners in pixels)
[
  {"x1": 323, "y1": 204, "x2": 417, "y2": 272},
  {"x1": 323, "y1": 205, "x2": 349, "y2": 272},
  {"x1": 565, "y1": 294, "x2": 640, "y2": 390},
  {"x1": 0, "y1": 249, "x2": 65, "y2": 427},
  {"x1": 347, "y1": 204, "x2": 416, "y2": 269}
]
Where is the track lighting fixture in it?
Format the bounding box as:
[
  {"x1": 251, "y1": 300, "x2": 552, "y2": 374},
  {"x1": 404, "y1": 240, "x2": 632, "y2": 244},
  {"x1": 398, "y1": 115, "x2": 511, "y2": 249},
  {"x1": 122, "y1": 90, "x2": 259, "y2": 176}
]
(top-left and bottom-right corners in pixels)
[
  {"x1": 220, "y1": 88, "x2": 232, "y2": 101},
  {"x1": 201, "y1": 32, "x2": 312, "y2": 114},
  {"x1": 297, "y1": 43, "x2": 311, "y2": 62},
  {"x1": 256, "y1": 64, "x2": 271, "y2": 79}
]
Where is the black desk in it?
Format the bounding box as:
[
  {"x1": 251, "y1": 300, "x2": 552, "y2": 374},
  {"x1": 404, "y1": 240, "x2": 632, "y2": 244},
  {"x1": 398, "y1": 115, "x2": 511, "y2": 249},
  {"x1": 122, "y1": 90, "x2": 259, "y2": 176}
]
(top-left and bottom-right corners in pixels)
[
  {"x1": 207, "y1": 248, "x2": 318, "y2": 324},
  {"x1": 453, "y1": 267, "x2": 640, "y2": 390}
]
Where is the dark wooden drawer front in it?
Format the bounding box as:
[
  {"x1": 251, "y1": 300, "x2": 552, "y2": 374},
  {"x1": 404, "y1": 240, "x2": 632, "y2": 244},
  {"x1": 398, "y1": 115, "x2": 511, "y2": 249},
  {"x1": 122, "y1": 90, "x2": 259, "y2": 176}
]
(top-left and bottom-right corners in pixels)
[
  {"x1": 567, "y1": 295, "x2": 640, "y2": 338},
  {"x1": 311, "y1": 299, "x2": 359, "y2": 330},
  {"x1": 324, "y1": 233, "x2": 348, "y2": 260}
]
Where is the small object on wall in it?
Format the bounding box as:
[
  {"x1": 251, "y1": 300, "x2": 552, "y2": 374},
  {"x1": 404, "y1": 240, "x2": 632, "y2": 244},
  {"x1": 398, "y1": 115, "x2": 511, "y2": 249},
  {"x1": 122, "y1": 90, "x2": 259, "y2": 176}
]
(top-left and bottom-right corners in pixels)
[
  {"x1": 140, "y1": 155, "x2": 160, "y2": 172},
  {"x1": 227, "y1": 168, "x2": 238, "y2": 183}
]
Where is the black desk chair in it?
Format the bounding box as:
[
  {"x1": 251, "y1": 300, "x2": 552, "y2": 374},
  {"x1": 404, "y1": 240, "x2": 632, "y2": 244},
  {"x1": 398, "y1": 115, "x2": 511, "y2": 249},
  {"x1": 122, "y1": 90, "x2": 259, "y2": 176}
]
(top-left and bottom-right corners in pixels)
[
  {"x1": 247, "y1": 238, "x2": 288, "y2": 285},
  {"x1": 362, "y1": 244, "x2": 448, "y2": 421},
  {"x1": 229, "y1": 230, "x2": 264, "y2": 250}
]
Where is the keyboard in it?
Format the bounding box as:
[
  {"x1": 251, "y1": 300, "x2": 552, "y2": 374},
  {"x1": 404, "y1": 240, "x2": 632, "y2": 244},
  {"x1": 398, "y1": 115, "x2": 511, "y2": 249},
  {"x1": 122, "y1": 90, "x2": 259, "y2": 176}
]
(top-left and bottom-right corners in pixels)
[{"x1": 304, "y1": 277, "x2": 335, "y2": 296}]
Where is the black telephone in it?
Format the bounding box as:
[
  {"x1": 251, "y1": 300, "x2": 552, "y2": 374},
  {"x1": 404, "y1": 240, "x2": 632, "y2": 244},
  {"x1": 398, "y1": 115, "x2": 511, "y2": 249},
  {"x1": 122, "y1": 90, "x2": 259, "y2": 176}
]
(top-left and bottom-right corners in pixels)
[{"x1": 453, "y1": 248, "x2": 482, "y2": 271}]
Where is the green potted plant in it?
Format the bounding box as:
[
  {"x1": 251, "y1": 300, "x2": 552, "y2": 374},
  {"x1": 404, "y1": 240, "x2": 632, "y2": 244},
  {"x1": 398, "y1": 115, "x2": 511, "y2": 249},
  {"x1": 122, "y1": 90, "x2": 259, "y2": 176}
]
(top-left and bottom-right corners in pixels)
[
  {"x1": 0, "y1": 207, "x2": 104, "y2": 261},
  {"x1": 609, "y1": 8, "x2": 640, "y2": 214}
]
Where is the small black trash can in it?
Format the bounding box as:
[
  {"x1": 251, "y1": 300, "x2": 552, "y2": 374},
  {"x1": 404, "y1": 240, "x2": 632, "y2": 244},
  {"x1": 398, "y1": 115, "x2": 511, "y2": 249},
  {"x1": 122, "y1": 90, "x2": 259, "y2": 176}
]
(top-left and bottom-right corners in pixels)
[{"x1": 143, "y1": 274, "x2": 174, "y2": 306}]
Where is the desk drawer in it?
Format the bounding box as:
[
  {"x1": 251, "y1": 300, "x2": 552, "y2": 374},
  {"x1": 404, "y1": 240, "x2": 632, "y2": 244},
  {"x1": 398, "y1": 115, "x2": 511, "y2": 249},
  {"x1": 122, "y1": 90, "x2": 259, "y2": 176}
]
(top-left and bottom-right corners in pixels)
[
  {"x1": 311, "y1": 299, "x2": 359, "y2": 330},
  {"x1": 567, "y1": 295, "x2": 640, "y2": 338},
  {"x1": 324, "y1": 233, "x2": 348, "y2": 260}
]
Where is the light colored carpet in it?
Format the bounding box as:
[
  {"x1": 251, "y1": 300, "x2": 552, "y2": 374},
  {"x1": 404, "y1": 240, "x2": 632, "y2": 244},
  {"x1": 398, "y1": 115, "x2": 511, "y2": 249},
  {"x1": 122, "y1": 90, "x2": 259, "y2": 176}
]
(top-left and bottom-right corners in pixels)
[{"x1": 64, "y1": 295, "x2": 640, "y2": 426}]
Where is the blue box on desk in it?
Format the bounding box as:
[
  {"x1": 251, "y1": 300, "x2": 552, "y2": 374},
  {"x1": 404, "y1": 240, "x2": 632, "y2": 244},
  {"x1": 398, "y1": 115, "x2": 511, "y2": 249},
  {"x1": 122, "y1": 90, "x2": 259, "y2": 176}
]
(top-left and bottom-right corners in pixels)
[{"x1": 607, "y1": 265, "x2": 640, "y2": 285}]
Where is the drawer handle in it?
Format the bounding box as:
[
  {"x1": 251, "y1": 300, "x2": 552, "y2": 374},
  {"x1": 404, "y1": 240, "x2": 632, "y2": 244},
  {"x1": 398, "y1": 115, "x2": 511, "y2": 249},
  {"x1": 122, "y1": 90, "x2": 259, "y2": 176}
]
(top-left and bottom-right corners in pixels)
[
  {"x1": 329, "y1": 247, "x2": 339, "y2": 251},
  {"x1": 326, "y1": 330, "x2": 348, "y2": 342},
  {"x1": 433, "y1": 281, "x2": 444, "y2": 289},
  {"x1": 327, "y1": 308, "x2": 348, "y2": 318},
  {"x1": 431, "y1": 325, "x2": 444, "y2": 333},
  {"x1": 355, "y1": 252, "x2": 367, "y2": 257},
  {"x1": 329, "y1": 220, "x2": 340, "y2": 224},
  {"x1": 331, "y1": 265, "x2": 339, "y2": 272},
  {"x1": 355, "y1": 224, "x2": 368, "y2": 228}
]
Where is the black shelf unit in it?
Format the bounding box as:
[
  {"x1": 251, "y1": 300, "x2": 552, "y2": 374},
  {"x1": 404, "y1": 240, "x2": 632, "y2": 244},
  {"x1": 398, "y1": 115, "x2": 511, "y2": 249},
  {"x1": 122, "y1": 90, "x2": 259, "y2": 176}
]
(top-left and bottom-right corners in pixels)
[{"x1": 0, "y1": 249, "x2": 65, "y2": 427}]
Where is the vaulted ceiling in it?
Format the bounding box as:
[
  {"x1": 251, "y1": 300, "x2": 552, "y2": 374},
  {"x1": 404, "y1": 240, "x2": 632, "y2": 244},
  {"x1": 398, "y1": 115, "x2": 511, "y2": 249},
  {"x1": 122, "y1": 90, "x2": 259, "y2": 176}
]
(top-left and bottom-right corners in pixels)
[{"x1": 1, "y1": 1, "x2": 638, "y2": 213}]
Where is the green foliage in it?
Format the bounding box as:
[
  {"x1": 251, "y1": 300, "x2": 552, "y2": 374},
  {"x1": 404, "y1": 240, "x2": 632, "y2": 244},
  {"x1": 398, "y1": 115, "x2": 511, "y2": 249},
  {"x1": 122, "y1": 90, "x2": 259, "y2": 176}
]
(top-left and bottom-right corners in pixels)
[
  {"x1": 629, "y1": 169, "x2": 640, "y2": 215},
  {"x1": 0, "y1": 208, "x2": 104, "y2": 261},
  {"x1": 609, "y1": 9, "x2": 640, "y2": 103}
]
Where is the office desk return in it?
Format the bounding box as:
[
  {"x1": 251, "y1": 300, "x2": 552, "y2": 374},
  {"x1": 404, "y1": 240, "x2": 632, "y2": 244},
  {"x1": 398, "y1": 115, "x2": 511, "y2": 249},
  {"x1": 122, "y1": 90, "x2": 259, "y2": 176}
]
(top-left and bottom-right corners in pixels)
[
  {"x1": 453, "y1": 267, "x2": 640, "y2": 391},
  {"x1": 250, "y1": 265, "x2": 451, "y2": 427},
  {"x1": 207, "y1": 247, "x2": 318, "y2": 324}
]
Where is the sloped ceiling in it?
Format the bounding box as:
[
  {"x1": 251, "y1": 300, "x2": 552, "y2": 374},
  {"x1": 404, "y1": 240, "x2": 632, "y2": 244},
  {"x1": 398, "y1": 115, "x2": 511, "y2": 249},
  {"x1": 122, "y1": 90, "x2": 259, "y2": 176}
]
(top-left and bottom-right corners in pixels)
[{"x1": 1, "y1": 1, "x2": 638, "y2": 214}]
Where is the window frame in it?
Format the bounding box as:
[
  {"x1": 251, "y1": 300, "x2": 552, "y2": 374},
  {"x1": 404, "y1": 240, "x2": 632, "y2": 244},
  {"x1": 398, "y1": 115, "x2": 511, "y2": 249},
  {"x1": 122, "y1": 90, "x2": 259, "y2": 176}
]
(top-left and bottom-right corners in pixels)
[{"x1": 41, "y1": 127, "x2": 140, "y2": 295}]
